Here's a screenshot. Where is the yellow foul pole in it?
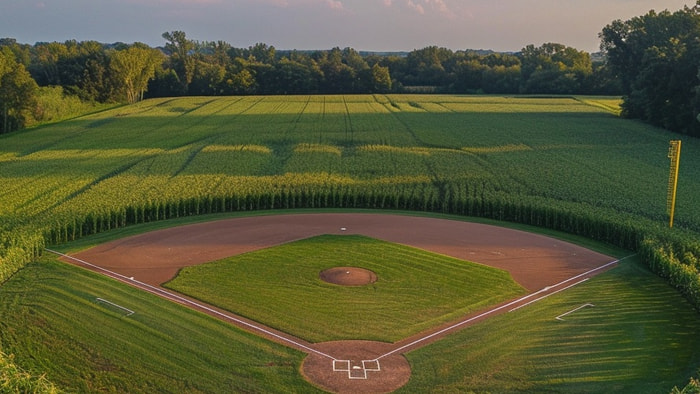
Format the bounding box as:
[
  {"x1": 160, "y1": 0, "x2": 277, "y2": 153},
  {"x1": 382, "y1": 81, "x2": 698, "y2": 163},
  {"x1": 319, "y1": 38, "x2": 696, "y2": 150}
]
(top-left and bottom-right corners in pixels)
[{"x1": 667, "y1": 140, "x2": 681, "y2": 228}]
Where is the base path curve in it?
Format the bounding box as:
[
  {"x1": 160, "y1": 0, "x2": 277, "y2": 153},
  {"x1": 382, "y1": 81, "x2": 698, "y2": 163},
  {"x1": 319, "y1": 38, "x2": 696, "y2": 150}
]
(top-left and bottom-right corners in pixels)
[
  {"x1": 65, "y1": 213, "x2": 616, "y2": 393},
  {"x1": 71, "y1": 213, "x2": 614, "y2": 291}
]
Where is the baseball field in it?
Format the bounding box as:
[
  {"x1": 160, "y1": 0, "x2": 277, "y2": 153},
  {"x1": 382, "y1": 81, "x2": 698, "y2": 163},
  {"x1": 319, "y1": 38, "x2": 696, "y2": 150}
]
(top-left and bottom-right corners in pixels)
[{"x1": 1, "y1": 95, "x2": 700, "y2": 392}]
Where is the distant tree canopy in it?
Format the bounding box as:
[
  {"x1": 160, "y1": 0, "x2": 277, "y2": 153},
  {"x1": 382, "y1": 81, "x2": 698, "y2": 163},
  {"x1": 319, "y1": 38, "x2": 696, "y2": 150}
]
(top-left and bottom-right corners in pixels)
[
  {"x1": 0, "y1": 44, "x2": 38, "y2": 133},
  {"x1": 3, "y1": 4, "x2": 700, "y2": 137},
  {"x1": 0, "y1": 32, "x2": 621, "y2": 113},
  {"x1": 600, "y1": 1, "x2": 700, "y2": 136}
]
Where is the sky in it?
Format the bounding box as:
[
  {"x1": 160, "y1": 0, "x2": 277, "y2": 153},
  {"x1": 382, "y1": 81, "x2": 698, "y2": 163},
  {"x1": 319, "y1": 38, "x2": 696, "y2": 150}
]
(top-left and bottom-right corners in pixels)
[{"x1": 0, "y1": 0, "x2": 695, "y2": 53}]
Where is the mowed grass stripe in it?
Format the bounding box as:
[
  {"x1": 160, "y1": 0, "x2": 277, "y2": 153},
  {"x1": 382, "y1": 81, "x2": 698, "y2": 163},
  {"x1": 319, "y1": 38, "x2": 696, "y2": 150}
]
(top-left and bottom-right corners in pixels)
[
  {"x1": 163, "y1": 234, "x2": 526, "y2": 343},
  {"x1": 398, "y1": 257, "x2": 700, "y2": 393},
  {"x1": 0, "y1": 257, "x2": 319, "y2": 393}
]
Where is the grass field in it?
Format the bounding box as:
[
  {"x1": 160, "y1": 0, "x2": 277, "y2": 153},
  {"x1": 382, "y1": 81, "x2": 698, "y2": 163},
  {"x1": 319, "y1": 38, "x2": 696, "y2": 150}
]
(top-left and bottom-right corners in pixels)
[
  {"x1": 0, "y1": 256, "x2": 321, "y2": 393},
  {"x1": 1, "y1": 238, "x2": 698, "y2": 392},
  {"x1": 1, "y1": 94, "x2": 700, "y2": 392},
  {"x1": 164, "y1": 234, "x2": 526, "y2": 342},
  {"x1": 399, "y1": 256, "x2": 700, "y2": 393},
  {"x1": 2, "y1": 95, "x2": 699, "y2": 232}
]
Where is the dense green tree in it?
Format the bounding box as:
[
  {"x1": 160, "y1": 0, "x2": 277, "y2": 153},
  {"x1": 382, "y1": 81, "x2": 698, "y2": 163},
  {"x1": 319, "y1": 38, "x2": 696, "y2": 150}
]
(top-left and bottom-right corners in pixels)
[
  {"x1": 229, "y1": 67, "x2": 256, "y2": 94},
  {"x1": 405, "y1": 46, "x2": 453, "y2": 86},
  {"x1": 482, "y1": 64, "x2": 521, "y2": 94},
  {"x1": 272, "y1": 57, "x2": 321, "y2": 94},
  {"x1": 29, "y1": 41, "x2": 68, "y2": 86},
  {"x1": 600, "y1": 3, "x2": 700, "y2": 135},
  {"x1": 248, "y1": 43, "x2": 276, "y2": 64},
  {"x1": 369, "y1": 63, "x2": 392, "y2": 93},
  {"x1": 0, "y1": 47, "x2": 38, "y2": 133},
  {"x1": 318, "y1": 47, "x2": 358, "y2": 93},
  {"x1": 162, "y1": 31, "x2": 196, "y2": 94},
  {"x1": 0, "y1": 38, "x2": 31, "y2": 67},
  {"x1": 110, "y1": 44, "x2": 162, "y2": 103},
  {"x1": 453, "y1": 58, "x2": 488, "y2": 92},
  {"x1": 74, "y1": 41, "x2": 113, "y2": 102},
  {"x1": 28, "y1": 40, "x2": 115, "y2": 102},
  {"x1": 148, "y1": 67, "x2": 183, "y2": 97},
  {"x1": 190, "y1": 60, "x2": 227, "y2": 95},
  {"x1": 520, "y1": 43, "x2": 592, "y2": 94}
]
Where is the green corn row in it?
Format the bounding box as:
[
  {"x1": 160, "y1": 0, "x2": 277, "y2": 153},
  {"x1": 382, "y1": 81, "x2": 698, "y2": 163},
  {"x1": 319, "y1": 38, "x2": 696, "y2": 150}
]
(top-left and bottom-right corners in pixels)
[
  {"x1": 0, "y1": 350, "x2": 59, "y2": 394},
  {"x1": 640, "y1": 235, "x2": 700, "y2": 309},
  {"x1": 1, "y1": 181, "x2": 698, "y2": 311}
]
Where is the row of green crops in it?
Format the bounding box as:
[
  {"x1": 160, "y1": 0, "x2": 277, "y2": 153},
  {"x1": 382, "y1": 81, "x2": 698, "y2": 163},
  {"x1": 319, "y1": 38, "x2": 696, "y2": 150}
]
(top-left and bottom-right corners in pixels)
[
  {"x1": 1, "y1": 350, "x2": 58, "y2": 393},
  {"x1": 640, "y1": 234, "x2": 700, "y2": 309},
  {"x1": 41, "y1": 181, "x2": 646, "y2": 250},
  {"x1": 1, "y1": 95, "x2": 699, "y2": 308}
]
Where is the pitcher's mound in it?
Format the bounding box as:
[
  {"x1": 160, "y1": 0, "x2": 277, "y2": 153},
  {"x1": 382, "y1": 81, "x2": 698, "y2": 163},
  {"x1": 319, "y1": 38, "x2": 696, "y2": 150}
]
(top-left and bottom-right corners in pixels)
[{"x1": 320, "y1": 267, "x2": 377, "y2": 286}]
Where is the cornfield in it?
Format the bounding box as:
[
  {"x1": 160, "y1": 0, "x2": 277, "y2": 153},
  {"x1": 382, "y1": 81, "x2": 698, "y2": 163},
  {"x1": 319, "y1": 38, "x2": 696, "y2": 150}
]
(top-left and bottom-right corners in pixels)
[{"x1": 1, "y1": 95, "x2": 699, "y2": 308}]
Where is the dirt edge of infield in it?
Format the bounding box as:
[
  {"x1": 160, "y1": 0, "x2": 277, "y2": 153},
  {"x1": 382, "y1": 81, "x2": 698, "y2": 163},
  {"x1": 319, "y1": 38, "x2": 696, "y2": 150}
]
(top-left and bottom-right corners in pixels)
[{"x1": 63, "y1": 213, "x2": 616, "y2": 393}]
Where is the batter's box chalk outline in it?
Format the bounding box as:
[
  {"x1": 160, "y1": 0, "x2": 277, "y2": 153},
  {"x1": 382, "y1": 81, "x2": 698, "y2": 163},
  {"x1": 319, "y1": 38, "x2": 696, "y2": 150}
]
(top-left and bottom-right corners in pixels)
[
  {"x1": 556, "y1": 303, "x2": 595, "y2": 321},
  {"x1": 333, "y1": 359, "x2": 381, "y2": 380}
]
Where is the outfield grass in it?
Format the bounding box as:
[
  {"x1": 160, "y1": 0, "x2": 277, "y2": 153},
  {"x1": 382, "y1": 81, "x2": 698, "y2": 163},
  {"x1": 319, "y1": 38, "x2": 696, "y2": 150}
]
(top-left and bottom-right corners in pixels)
[
  {"x1": 398, "y1": 256, "x2": 700, "y2": 393},
  {"x1": 164, "y1": 234, "x2": 527, "y2": 342},
  {"x1": 1, "y1": 238, "x2": 699, "y2": 393}
]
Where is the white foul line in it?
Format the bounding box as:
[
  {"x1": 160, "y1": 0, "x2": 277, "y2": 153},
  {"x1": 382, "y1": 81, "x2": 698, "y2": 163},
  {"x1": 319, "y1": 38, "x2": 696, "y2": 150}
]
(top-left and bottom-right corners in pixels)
[
  {"x1": 376, "y1": 257, "x2": 626, "y2": 361},
  {"x1": 507, "y1": 278, "x2": 589, "y2": 312},
  {"x1": 48, "y1": 247, "x2": 635, "y2": 364},
  {"x1": 46, "y1": 249, "x2": 336, "y2": 361}
]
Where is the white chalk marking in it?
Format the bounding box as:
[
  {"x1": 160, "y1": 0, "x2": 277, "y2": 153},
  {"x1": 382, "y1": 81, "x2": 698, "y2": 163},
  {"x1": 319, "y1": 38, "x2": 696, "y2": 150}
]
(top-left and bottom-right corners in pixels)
[
  {"x1": 96, "y1": 297, "x2": 135, "y2": 316},
  {"x1": 556, "y1": 303, "x2": 595, "y2": 321},
  {"x1": 46, "y1": 249, "x2": 336, "y2": 361}
]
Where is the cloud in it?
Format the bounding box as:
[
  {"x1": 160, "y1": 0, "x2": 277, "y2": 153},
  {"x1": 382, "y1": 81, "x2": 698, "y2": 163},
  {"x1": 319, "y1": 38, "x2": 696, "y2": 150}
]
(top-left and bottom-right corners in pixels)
[
  {"x1": 426, "y1": 0, "x2": 451, "y2": 16},
  {"x1": 387, "y1": 0, "x2": 461, "y2": 18},
  {"x1": 253, "y1": 0, "x2": 290, "y2": 6},
  {"x1": 325, "y1": 0, "x2": 344, "y2": 10},
  {"x1": 407, "y1": 0, "x2": 425, "y2": 14},
  {"x1": 125, "y1": 0, "x2": 224, "y2": 5},
  {"x1": 235, "y1": 0, "x2": 346, "y2": 9}
]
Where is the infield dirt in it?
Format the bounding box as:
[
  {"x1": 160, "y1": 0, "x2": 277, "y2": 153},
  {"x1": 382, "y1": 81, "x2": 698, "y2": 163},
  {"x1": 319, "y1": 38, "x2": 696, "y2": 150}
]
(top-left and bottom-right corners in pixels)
[{"x1": 65, "y1": 213, "x2": 615, "y2": 393}]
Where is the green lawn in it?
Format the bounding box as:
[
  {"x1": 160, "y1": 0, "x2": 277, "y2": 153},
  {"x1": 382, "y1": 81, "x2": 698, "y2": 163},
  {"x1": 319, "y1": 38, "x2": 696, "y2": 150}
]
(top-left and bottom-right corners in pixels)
[
  {"x1": 2, "y1": 241, "x2": 698, "y2": 393},
  {"x1": 0, "y1": 257, "x2": 321, "y2": 393},
  {"x1": 164, "y1": 234, "x2": 527, "y2": 343},
  {"x1": 399, "y1": 256, "x2": 700, "y2": 393}
]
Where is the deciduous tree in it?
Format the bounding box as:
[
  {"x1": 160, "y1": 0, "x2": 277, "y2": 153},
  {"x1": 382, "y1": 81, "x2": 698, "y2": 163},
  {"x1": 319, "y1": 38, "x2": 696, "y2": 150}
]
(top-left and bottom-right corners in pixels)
[
  {"x1": 0, "y1": 47, "x2": 38, "y2": 133},
  {"x1": 110, "y1": 44, "x2": 162, "y2": 103},
  {"x1": 162, "y1": 31, "x2": 195, "y2": 94},
  {"x1": 600, "y1": 2, "x2": 700, "y2": 135}
]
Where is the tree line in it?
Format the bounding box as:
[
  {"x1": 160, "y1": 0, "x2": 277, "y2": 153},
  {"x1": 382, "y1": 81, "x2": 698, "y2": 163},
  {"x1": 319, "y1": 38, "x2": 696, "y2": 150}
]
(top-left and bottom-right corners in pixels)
[
  {"x1": 601, "y1": 2, "x2": 700, "y2": 136},
  {"x1": 1, "y1": 1, "x2": 699, "y2": 136},
  {"x1": 0, "y1": 34, "x2": 618, "y2": 134}
]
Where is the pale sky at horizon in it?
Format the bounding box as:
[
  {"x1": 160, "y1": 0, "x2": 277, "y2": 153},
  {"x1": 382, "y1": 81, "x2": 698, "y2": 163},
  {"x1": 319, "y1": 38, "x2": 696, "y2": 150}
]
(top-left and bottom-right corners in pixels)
[{"x1": 0, "y1": 0, "x2": 694, "y2": 53}]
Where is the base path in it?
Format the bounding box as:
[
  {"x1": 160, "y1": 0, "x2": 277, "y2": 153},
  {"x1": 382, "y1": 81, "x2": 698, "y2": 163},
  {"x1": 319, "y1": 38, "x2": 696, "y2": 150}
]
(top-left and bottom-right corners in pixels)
[{"x1": 66, "y1": 213, "x2": 616, "y2": 393}]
